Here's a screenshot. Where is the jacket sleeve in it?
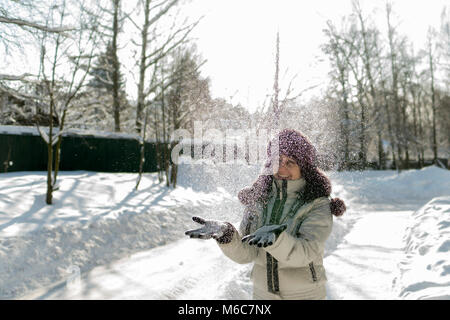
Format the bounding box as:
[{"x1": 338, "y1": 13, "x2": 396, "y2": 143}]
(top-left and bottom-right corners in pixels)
[
  {"x1": 216, "y1": 207, "x2": 260, "y2": 264},
  {"x1": 264, "y1": 197, "x2": 333, "y2": 267}
]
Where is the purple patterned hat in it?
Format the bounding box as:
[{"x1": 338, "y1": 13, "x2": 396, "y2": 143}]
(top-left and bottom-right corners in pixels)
[{"x1": 238, "y1": 129, "x2": 346, "y2": 216}]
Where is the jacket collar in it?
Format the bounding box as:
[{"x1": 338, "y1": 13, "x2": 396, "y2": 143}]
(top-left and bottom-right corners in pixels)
[{"x1": 272, "y1": 177, "x2": 306, "y2": 199}]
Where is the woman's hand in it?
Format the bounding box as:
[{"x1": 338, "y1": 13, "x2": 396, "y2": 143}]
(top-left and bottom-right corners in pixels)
[
  {"x1": 185, "y1": 216, "x2": 234, "y2": 243},
  {"x1": 241, "y1": 224, "x2": 287, "y2": 247}
]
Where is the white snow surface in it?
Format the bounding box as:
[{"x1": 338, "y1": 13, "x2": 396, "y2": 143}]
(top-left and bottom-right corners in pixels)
[
  {"x1": 0, "y1": 165, "x2": 449, "y2": 299},
  {"x1": 395, "y1": 196, "x2": 450, "y2": 300}
]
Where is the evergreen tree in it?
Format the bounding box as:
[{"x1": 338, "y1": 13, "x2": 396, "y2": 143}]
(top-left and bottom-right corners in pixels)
[{"x1": 88, "y1": 41, "x2": 123, "y2": 91}]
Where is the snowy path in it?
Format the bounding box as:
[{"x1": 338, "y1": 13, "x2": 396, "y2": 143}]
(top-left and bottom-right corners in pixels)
[
  {"x1": 325, "y1": 210, "x2": 411, "y2": 299},
  {"x1": 22, "y1": 239, "x2": 253, "y2": 300}
]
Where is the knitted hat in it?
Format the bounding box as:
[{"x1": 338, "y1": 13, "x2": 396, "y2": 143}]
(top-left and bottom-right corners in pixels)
[{"x1": 238, "y1": 129, "x2": 346, "y2": 216}]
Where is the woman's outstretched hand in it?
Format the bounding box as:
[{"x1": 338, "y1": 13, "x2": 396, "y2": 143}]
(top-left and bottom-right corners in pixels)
[
  {"x1": 185, "y1": 216, "x2": 234, "y2": 242},
  {"x1": 241, "y1": 224, "x2": 287, "y2": 248}
]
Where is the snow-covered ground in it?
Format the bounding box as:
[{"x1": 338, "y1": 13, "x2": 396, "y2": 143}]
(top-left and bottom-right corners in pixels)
[
  {"x1": 0, "y1": 168, "x2": 239, "y2": 299},
  {"x1": 0, "y1": 165, "x2": 449, "y2": 299},
  {"x1": 395, "y1": 196, "x2": 450, "y2": 300},
  {"x1": 326, "y1": 168, "x2": 450, "y2": 299}
]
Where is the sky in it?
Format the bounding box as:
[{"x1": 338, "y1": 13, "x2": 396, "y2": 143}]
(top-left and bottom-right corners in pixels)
[{"x1": 180, "y1": 0, "x2": 449, "y2": 113}]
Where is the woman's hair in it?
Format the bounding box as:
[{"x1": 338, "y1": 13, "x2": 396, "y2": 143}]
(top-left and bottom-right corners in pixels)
[{"x1": 238, "y1": 129, "x2": 346, "y2": 217}]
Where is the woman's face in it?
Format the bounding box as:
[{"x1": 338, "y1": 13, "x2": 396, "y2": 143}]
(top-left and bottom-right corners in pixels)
[{"x1": 273, "y1": 155, "x2": 302, "y2": 180}]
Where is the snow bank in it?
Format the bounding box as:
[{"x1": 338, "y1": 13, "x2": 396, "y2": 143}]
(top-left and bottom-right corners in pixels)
[
  {"x1": 0, "y1": 171, "x2": 236, "y2": 299},
  {"x1": 0, "y1": 171, "x2": 234, "y2": 238},
  {"x1": 0, "y1": 207, "x2": 192, "y2": 298},
  {"x1": 395, "y1": 196, "x2": 450, "y2": 300},
  {"x1": 328, "y1": 166, "x2": 450, "y2": 210}
]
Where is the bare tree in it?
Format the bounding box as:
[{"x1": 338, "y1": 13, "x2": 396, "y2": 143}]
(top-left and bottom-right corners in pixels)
[
  {"x1": 320, "y1": 1, "x2": 448, "y2": 170},
  {"x1": 385, "y1": 1, "x2": 408, "y2": 170},
  {"x1": 439, "y1": 6, "x2": 450, "y2": 90},
  {"x1": 406, "y1": 46, "x2": 426, "y2": 167},
  {"x1": 425, "y1": 27, "x2": 440, "y2": 163},
  {"x1": 128, "y1": 0, "x2": 202, "y2": 189},
  {"x1": 35, "y1": 0, "x2": 101, "y2": 204},
  {"x1": 352, "y1": 0, "x2": 389, "y2": 169},
  {"x1": 324, "y1": 17, "x2": 371, "y2": 169},
  {"x1": 131, "y1": 0, "x2": 200, "y2": 135},
  {"x1": 322, "y1": 19, "x2": 353, "y2": 169}
]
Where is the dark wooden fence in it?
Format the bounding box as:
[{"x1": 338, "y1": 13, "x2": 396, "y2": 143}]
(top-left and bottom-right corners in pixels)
[{"x1": 0, "y1": 126, "x2": 158, "y2": 173}]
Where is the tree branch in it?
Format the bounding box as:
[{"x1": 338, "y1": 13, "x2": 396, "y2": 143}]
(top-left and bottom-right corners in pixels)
[{"x1": 0, "y1": 15, "x2": 75, "y2": 33}]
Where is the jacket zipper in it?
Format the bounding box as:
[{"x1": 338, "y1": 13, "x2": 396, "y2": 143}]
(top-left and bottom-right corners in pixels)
[{"x1": 309, "y1": 262, "x2": 318, "y2": 282}]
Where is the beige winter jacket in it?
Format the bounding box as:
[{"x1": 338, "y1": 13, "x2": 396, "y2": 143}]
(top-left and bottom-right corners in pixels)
[{"x1": 218, "y1": 178, "x2": 333, "y2": 300}]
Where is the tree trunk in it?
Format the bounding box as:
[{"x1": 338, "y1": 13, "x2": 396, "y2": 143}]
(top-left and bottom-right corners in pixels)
[
  {"x1": 359, "y1": 104, "x2": 367, "y2": 170},
  {"x1": 381, "y1": 87, "x2": 396, "y2": 170},
  {"x1": 400, "y1": 84, "x2": 409, "y2": 169},
  {"x1": 170, "y1": 94, "x2": 180, "y2": 188},
  {"x1": 429, "y1": 47, "x2": 438, "y2": 163},
  {"x1": 411, "y1": 86, "x2": 419, "y2": 167},
  {"x1": 135, "y1": 0, "x2": 150, "y2": 134},
  {"x1": 356, "y1": 82, "x2": 367, "y2": 170},
  {"x1": 46, "y1": 141, "x2": 53, "y2": 204},
  {"x1": 338, "y1": 68, "x2": 350, "y2": 170},
  {"x1": 377, "y1": 131, "x2": 386, "y2": 169},
  {"x1": 418, "y1": 92, "x2": 425, "y2": 168},
  {"x1": 170, "y1": 162, "x2": 178, "y2": 188},
  {"x1": 153, "y1": 99, "x2": 163, "y2": 184},
  {"x1": 272, "y1": 32, "x2": 280, "y2": 127},
  {"x1": 46, "y1": 98, "x2": 54, "y2": 205},
  {"x1": 386, "y1": 3, "x2": 402, "y2": 172},
  {"x1": 112, "y1": 0, "x2": 121, "y2": 132},
  {"x1": 160, "y1": 78, "x2": 170, "y2": 187},
  {"x1": 135, "y1": 104, "x2": 149, "y2": 190},
  {"x1": 45, "y1": 31, "x2": 61, "y2": 205}
]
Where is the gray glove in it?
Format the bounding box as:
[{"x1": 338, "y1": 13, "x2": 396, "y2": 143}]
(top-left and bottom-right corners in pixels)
[
  {"x1": 185, "y1": 216, "x2": 234, "y2": 243},
  {"x1": 241, "y1": 224, "x2": 287, "y2": 247}
]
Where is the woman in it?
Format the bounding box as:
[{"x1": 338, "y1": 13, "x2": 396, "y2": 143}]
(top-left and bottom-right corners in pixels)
[{"x1": 185, "y1": 129, "x2": 346, "y2": 300}]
